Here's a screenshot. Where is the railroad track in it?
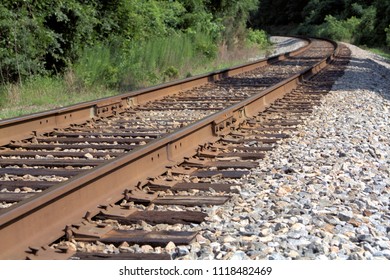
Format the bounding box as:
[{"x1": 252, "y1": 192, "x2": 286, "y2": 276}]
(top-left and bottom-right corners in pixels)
[{"x1": 0, "y1": 37, "x2": 349, "y2": 259}]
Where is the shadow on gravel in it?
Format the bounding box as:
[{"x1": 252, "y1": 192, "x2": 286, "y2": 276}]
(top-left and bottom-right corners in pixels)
[
  {"x1": 272, "y1": 38, "x2": 302, "y2": 49},
  {"x1": 335, "y1": 56, "x2": 390, "y2": 101},
  {"x1": 215, "y1": 76, "x2": 286, "y2": 87}
]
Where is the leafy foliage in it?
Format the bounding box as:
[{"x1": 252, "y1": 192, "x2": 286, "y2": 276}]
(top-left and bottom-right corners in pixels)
[
  {"x1": 0, "y1": 0, "x2": 262, "y2": 86},
  {"x1": 314, "y1": 15, "x2": 360, "y2": 43},
  {"x1": 246, "y1": 29, "x2": 270, "y2": 48},
  {"x1": 208, "y1": 0, "x2": 259, "y2": 48},
  {"x1": 0, "y1": 0, "x2": 97, "y2": 83},
  {"x1": 3, "y1": 0, "x2": 389, "y2": 91},
  {"x1": 387, "y1": 26, "x2": 390, "y2": 48},
  {"x1": 95, "y1": 0, "x2": 186, "y2": 41},
  {"x1": 253, "y1": 0, "x2": 390, "y2": 49},
  {"x1": 0, "y1": 3, "x2": 51, "y2": 83}
]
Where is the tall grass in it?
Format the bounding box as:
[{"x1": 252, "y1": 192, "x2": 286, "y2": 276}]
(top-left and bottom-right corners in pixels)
[
  {"x1": 1, "y1": 31, "x2": 270, "y2": 119},
  {"x1": 0, "y1": 75, "x2": 116, "y2": 119},
  {"x1": 74, "y1": 32, "x2": 218, "y2": 90}
]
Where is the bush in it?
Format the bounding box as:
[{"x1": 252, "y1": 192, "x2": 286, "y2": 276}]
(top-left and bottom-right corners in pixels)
[
  {"x1": 316, "y1": 15, "x2": 360, "y2": 43},
  {"x1": 0, "y1": 4, "x2": 51, "y2": 83},
  {"x1": 246, "y1": 29, "x2": 270, "y2": 48},
  {"x1": 73, "y1": 44, "x2": 120, "y2": 88},
  {"x1": 354, "y1": 6, "x2": 377, "y2": 46},
  {"x1": 194, "y1": 34, "x2": 218, "y2": 59},
  {"x1": 0, "y1": 1, "x2": 97, "y2": 84},
  {"x1": 386, "y1": 25, "x2": 390, "y2": 49},
  {"x1": 163, "y1": 66, "x2": 179, "y2": 81}
]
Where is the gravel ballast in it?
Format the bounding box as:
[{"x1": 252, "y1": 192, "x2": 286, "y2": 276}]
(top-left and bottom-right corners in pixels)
[{"x1": 175, "y1": 43, "x2": 390, "y2": 260}]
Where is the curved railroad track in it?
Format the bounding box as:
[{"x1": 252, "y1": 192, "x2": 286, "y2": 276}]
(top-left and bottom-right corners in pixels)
[{"x1": 0, "y1": 37, "x2": 350, "y2": 259}]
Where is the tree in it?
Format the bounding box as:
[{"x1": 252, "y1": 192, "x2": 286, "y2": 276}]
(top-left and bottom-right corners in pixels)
[
  {"x1": 373, "y1": 0, "x2": 390, "y2": 47},
  {"x1": 207, "y1": 0, "x2": 260, "y2": 48}
]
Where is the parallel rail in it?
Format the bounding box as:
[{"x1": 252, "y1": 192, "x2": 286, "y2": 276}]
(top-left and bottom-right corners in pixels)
[
  {"x1": 0, "y1": 39, "x2": 311, "y2": 146},
  {"x1": 0, "y1": 37, "x2": 339, "y2": 259}
]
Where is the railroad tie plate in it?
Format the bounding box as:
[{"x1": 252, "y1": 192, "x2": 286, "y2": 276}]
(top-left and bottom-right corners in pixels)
[
  {"x1": 0, "y1": 192, "x2": 35, "y2": 203},
  {"x1": 197, "y1": 149, "x2": 220, "y2": 158},
  {"x1": 99, "y1": 205, "x2": 139, "y2": 219},
  {"x1": 147, "y1": 179, "x2": 240, "y2": 193},
  {"x1": 70, "y1": 252, "x2": 171, "y2": 260},
  {"x1": 99, "y1": 230, "x2": 198, "y2": 247},
  {"x1": 191, "y1": 170, "x2": 250, "y2": 179},
  {"x1": 154, "y1": 195, "x2": 231, "y2": 206},
  {"x1": 98, "y1": 209, "x2": 207, "y2": 225},
  {"x1": 125, "y1": 188, "x2": 159, "y2": 204},
  {"x1": 183, "y1": 158, "x2": 258, "y2": 169},
  {"x1": 70, "y1": 222, "x2": 113, "y2": 241},
  {"x1": 216, "y1": 152, "x2": 265, "y2": 160},
  {"x1": 148, "y1": 179, "x2": 178, "y2": 190},
  {"x1": 172, "y1": 182, "x2": 240, "y2": 193},
  {"x1": 70, "y1": 222, "x2": 198, "y2": 246},
  {"x1": 96, "y1": 205, "x2": 208, "y2": 225},
  {"x1": 168, "y1": 166, "x2": 197, "y2": 176}
]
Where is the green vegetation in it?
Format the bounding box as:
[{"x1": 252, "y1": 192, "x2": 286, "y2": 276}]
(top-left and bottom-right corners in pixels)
[
  {"x1": 2, "y1": 0, "x2": 390, "y2": 120},
  {"x1": 73, "y1": 32, "x2": 220, "y2": 91},
  {"x1": 253, "y1": 0, "x2": 390, "y2": 49},
  {"x1": 0, "y1": 75, "x2": 117, "y2": 119},
  {"x1": 246, "y1": 29, "x2": 270, "y2": 48},
  {"x1": 0, "y1": 0, "x2": 269, "y2": 119},
  {"x1": 366, "y1": 48, "x2": 390, "y2": 60}
]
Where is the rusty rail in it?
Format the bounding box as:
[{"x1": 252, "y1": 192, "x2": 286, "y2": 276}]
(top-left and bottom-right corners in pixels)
[
  {"x1": 0, "y1": 37, "x2": 339, "y2": 259},
  {"x1": 0, "y1": 38, "x2": 311, "y2": 146}
]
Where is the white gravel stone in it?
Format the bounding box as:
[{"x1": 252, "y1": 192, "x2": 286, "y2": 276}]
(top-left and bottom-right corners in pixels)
[
  {"x1": 183, "y1": 42, "x2": 390, "y2": 260},
  {"x1": 165, "y1": 241, "x2": 176, "y2": 253}
]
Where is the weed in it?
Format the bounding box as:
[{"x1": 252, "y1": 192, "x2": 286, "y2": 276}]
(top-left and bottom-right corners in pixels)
[{"x1": 1, "y1": 31, "x2": 271, "y2": 119}]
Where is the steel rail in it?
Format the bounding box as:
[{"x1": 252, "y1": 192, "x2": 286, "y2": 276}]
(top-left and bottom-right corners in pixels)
[
  {"x1": 0, "y1": 38, "x2": 311, "y2": 146},
  {"x1": 0, "y1": 38, "x2": 338, "y2": 259}
]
